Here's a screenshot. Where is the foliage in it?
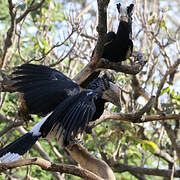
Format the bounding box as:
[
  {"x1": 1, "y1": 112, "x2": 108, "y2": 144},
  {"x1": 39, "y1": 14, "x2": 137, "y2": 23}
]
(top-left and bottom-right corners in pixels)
[{"x1": 0, "y1": 0, "x2": 180, "y2": 179}]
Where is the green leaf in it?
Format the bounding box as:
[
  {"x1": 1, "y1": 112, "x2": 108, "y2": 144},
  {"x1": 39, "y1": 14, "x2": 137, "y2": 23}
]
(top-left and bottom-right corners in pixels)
[
  {"x1": 142, "y1": 140, "x2": 158, "y2": 153},
  {"x1": 160, "y1": 86, "x2": 170, "y2": 95},
  {"x1": 160, "y1": 20, "x2": 167, "y2": 31}
]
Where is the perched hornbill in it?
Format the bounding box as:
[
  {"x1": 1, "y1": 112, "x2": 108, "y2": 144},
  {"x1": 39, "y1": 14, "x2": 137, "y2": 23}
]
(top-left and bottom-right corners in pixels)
[
  {"x1": 80, "y1": 2, "x2": 134, "y2": 88},
  {"x1": 0, "y1": 64, "x2": 120, "y2": 163},
  {"x1": 102, "y1": 3, "x2": 134, "y2": 62}
]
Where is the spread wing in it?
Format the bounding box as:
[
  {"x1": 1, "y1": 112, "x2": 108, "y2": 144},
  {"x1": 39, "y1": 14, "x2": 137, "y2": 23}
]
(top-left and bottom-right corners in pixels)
[
  {"x1": 12, "y1": 64, "x2": 80, "y2": 116},
  {"x1": 40, "y1": 90, "x2": 98, "y2": 146}
]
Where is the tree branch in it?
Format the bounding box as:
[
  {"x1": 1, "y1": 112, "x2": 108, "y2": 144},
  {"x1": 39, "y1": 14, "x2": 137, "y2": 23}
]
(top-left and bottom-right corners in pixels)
[
  {"x1": 0, "y1": 0, "x2": 16, "y2": 69},
  {"x1": 92, "y1": 0, "x2": 110, "y2": 64},
  {"x1": 73, "y1": 0, "x2": 110, "y2": 83},
  {"x1": 16, "y1": 0, "x2": 46, "y2": 23},
  {"x1": 113, "y1": 162, "x2": 180, "y2": 178},
  {"x1": 163, "y1": 122, "x2": 180, "y2": 160},
  {"x1": 154, "y1": 58, "x2": 180, "y2": 109},
  {"x1": 66, "y1": 143, "x2": 115, "y2": 180},
  {"x1": 0, "y1": 157, "x2": 103, "y2": 180},
  {"x1": 97, "y1": 52, "x2": 147, "y2": 75},
  {"x1": 73, "y1": 51, "x2": 147, "y2": 85},
  {"x1": 91, "y1": 111, "x2": 180, "y2": 128}
]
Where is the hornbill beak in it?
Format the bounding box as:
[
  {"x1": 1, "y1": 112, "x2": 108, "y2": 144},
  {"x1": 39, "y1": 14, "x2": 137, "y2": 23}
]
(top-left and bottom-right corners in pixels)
[{"x1": 102, "y1": 82, "x2": 121, "y2": 108}]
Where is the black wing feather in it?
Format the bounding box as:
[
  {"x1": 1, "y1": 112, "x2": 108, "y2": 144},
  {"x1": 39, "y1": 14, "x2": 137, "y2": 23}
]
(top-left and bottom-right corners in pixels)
[
  {"x1": 40, "y1": 90, "x2": 97, "y2": 146},
  {"x1": 12, "y1": 64, "x2": 80, "y2": 116}
]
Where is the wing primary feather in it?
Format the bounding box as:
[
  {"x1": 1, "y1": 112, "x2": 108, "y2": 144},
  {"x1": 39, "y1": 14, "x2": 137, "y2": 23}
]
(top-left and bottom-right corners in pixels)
[
  {"x1": 11, "y1": 64, "x2": 80, "y2": 116},
  {"x1": 56, "y1": 102, "x2": 83, "y2": 139},
  {"x1": 70, "y1": 103, "x2": 90, "y2": 139},
  {"x1": 62, "y1": 102, "x2": 85, "y2": 142}
]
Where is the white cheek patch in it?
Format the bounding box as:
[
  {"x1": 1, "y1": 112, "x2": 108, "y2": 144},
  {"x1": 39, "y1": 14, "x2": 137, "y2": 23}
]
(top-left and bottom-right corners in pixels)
[{"x1": 0, "y1": 152, "x2": 20, "y2": 163}]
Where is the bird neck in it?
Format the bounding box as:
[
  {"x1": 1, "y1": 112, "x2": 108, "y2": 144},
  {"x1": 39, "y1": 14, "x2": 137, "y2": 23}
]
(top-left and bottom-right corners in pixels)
[
  {"x1": 92, "y1": 87, "x2": 104, "y2": 100},
  {"x1": 116, "y1": 21, "x2": 131, "y2": 40}
]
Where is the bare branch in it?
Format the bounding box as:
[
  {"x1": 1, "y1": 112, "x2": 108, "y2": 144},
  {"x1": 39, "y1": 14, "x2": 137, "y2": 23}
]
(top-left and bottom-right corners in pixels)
[
  {"x1": 0, "y1": 0, "x2": 16, "y2": 69},
  {"x1": 0, "y1": 157, "x2": 103, "y2": 180},
  {"x1": 163, "y1": 122, "x2": 180, "y2": 160},
  {"x1": 92, "y1": 111, "x2": 180, "y2": 127},
  {"x1": 113, "y1": 162, "x2": 180, "y2": 178},
  {"x1": 96, "y1": 52, "x2": 147, "y2": 75},
  {"x1": 16, "y1": 0, "x2": 46, "y2": 24},
  {"x1": 74, "y1": 0, "x2": 110, "y2": 83},
  {"x1": 154, "y1": 58, "x2": 180, "y2": 109},
  {"x1": 74, "y1": 52, "x2": 147, "y2": 85}
]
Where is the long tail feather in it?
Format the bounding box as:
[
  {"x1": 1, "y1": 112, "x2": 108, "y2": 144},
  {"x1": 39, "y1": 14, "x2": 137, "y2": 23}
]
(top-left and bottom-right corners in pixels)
[
  {"x1": 0, "y1": 133, "x2": 39, "y2": 163},
  {"x1": 0, "y1": 114, "x2": 51, "y2": 163}
]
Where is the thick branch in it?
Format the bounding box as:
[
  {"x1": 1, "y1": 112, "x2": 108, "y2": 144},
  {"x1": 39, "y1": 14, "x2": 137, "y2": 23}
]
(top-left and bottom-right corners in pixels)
[
  {"x1": 74, "y1": 0, "x2": 110, "y2": 83},
  {"x1": 144, "y1": 114, "x2": 180, "y2": 122},
  {"x1": 97, "y1": 52, "x2": 147, "y2": 75},
  {"x1": 0, "y1": 157, "x2": 103, "y2": 180},
  {"x1": 66, "y1": 143, "x2": 115, "y2": 180},
  {"x1": 92, "y1": 0, "x2": 110, "y2": 64},
  {"x1": 73, "y1": 63, "x2": 95, "y2": 84},
  {"x1": 74, "y1": 51, "x2": 147, "y2": 85},
  {"x1": 113, "y1": 163, "x2": 180, "y2": 177},
  {"x1": 92, "y1": 111, "x2": 180, "y2": 127}
]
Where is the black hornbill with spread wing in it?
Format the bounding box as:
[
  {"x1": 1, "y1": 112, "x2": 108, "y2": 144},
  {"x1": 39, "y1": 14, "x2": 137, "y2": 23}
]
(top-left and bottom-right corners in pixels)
[
  {"x1": 0, "y1": 64, "x2": 120, "y2": 163},
  {"x1": 80, "y1": 2, "x2": 134, "y2": 88}
]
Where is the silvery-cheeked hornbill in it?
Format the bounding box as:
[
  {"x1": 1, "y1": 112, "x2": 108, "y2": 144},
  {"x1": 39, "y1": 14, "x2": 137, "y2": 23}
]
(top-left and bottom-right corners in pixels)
[
  {"x1": 80, "y1": 2, "x2": 134, "y2": 88},
  {"x1": 0, "y1": 64, "x2": 120, "y2": 163}
]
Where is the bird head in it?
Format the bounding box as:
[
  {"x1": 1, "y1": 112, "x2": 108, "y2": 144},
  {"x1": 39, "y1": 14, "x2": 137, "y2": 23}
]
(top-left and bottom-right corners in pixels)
[
  {"x1": 87, "y1": 71, "x2": 121, "y2": 108},
  {"x1": 114, "y1": 0, "x2": 134, "y2": 23}
]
